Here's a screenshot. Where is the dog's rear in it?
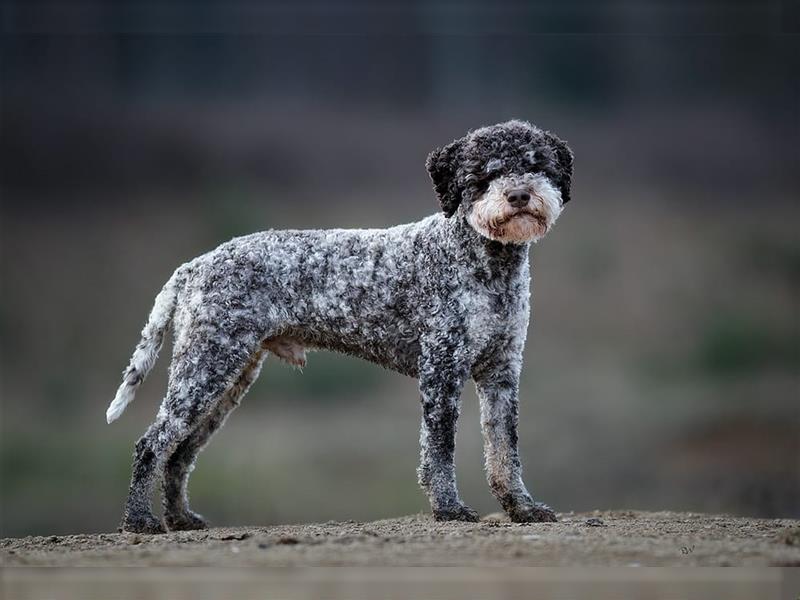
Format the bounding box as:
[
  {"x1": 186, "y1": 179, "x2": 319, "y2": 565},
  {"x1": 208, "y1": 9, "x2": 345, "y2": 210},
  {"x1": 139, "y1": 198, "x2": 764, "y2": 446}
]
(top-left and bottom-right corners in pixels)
[{"x1": 106, "y1": 269, "x2": 182, "y2": 423}]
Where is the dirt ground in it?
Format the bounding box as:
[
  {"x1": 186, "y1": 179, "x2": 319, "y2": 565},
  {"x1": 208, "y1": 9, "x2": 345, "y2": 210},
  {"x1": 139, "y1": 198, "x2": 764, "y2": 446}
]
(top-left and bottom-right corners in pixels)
[{"x1": 2, "y1": 510, "x2": 799, "y2": 567}]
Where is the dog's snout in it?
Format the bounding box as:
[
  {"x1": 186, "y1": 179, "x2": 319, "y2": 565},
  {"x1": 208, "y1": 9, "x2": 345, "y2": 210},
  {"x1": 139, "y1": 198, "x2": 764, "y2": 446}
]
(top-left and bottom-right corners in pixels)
[{"x1": 506, "y1": 189, "x2": 531, "y2": 208}]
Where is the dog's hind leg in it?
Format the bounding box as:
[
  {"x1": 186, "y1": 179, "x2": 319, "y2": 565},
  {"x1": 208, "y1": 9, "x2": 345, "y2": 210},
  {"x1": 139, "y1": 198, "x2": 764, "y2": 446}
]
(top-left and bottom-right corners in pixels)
[
  {"x1": 162, "y1": 347, "x2": 267, "y2": 531},
  {"x1": 120, "y1": 329, "x2": 261, "y2": 534}
]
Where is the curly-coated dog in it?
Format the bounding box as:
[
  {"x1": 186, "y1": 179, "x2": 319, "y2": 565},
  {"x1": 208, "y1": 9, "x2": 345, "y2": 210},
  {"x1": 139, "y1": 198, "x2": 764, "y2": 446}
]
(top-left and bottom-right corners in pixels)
[{"x1": 107, "y1": 119, "x2": 574, "y2": 533}]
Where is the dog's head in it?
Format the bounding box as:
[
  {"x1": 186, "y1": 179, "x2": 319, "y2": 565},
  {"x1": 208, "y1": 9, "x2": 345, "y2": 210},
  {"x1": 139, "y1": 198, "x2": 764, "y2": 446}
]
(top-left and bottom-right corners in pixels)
[{"x1": 426, "y1": 120, "x2": 573, "y2": 244}]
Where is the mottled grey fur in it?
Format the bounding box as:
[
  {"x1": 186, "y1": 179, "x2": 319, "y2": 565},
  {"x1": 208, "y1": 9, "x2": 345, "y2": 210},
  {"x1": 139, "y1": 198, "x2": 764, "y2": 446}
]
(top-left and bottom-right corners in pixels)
[{"x1": 108, "y1": 120, "x2": 573, "y2": 533}]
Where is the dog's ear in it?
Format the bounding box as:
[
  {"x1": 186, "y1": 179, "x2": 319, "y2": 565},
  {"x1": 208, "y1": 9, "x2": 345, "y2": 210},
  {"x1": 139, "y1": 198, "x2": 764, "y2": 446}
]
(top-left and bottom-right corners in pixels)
[
  {"x1": 425, "y1": 138, "x2": 464, "y2": 218},
  {"x1": 543, "y1": 132, "x2": 574, "y2": 204}
]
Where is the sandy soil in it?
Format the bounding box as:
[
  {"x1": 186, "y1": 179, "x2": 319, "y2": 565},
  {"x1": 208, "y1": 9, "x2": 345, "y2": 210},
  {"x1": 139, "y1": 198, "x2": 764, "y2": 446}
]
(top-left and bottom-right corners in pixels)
[{"x1": 2, "y1": 511, "x2": 799, "y2": 567}]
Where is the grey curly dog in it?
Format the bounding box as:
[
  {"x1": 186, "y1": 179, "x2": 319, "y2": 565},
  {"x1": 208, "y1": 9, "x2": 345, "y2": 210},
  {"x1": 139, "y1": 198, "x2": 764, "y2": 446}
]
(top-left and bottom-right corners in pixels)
[{"x1": 107, "y1": 119, "x2": 574, "y2": 533}]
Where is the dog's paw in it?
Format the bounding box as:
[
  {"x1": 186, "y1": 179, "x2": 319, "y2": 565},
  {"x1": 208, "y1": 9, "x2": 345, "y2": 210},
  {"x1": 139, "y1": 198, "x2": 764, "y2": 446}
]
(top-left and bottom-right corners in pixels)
[
  {"x1": 508, "y1": 502, "x2": 558, "y2": 523},
  {"x1": 165, "y1": 510, "x2": 209, "y2": 532},
  {"x1": 433, "y1": 504, "x2": 480, "y2": 523},
  {"x1": 120, "y1": 514, "x2": 167, "y2": 535}
]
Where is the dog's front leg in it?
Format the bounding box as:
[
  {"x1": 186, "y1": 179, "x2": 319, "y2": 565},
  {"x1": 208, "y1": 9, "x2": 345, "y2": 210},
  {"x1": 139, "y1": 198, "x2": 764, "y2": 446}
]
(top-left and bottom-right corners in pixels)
[
  {"x1": 474, "y1": 365, "x2": 557, "y2": 523},
  {"x1": 417, "y1": 357, "x2": 479, "y2": 522}
]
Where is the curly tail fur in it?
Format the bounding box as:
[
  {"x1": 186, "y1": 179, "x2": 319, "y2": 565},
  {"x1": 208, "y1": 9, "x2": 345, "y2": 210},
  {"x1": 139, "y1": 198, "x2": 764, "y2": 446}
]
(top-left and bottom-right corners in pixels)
[{"x1": 106, "y1": 271, "x2": 181, "y2": 424}]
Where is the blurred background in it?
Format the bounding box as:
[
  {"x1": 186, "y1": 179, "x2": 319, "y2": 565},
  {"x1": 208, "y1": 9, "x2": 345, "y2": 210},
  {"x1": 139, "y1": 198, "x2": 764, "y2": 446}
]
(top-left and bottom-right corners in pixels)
[{"x1": 1, "y1": 1, "x2": 798, "y2": 537}]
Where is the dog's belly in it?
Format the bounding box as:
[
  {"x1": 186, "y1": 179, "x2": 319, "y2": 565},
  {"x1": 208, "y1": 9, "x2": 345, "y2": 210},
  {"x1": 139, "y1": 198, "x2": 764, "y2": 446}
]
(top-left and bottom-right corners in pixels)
[{"x1": 281, "y1": 325, "x2": 422, "y2": 378}]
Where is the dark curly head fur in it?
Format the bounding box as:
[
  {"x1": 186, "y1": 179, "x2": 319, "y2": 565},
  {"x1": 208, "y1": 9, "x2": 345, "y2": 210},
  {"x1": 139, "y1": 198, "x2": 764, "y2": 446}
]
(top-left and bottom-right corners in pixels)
[
  {"x1": 426, "y1": 120, "x2": 574, "y2": 218},
  {"x1": 425, "y1": 120, "x2": 573, "y2": 244}
]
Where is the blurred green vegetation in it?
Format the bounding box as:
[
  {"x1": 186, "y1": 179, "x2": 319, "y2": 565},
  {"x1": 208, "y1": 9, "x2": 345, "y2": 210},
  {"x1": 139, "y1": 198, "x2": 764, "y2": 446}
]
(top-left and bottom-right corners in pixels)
[
  {"x1": 199, "y1": 183, "x2": 267, "y2": 245},
  {"x1": 695, "y1": 315, "x2": 799, "y2": 377},
  {"x1": 259, "y1": 353, "x2": 383, "y2": 402},
  {"x1": 745, "y1": 237, "x2": 800, "y2": 283}
]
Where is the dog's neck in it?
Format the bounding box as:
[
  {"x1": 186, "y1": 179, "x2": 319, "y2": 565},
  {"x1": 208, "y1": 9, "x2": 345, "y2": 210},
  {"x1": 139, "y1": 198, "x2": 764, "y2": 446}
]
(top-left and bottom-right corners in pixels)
[{"x1": 443, "y1": 214, "x2": 530, "y2": 283}]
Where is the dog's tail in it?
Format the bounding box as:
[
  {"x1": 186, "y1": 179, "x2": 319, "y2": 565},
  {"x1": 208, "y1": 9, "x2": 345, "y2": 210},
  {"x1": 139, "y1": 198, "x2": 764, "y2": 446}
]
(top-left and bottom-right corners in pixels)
[{"x1": 106, "y1": 269, "x2": 182, "y2": 424}]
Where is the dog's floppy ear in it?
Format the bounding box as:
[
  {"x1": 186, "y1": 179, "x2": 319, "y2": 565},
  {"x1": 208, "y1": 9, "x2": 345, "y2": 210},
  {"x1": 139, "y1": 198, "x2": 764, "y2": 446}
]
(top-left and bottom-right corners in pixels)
[
  {"x1": 425, "y1": 138, "x2": 464, "y2": 218},
  {"x1": 543, "y1": 132, "x2": 574, "y2": 204}
]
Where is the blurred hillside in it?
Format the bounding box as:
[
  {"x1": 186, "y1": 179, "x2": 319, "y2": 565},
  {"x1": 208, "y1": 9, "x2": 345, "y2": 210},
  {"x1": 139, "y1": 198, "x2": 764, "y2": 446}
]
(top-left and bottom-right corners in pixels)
[{"x1": 1, "y1": 1, "x2": 798, "y2": 536}]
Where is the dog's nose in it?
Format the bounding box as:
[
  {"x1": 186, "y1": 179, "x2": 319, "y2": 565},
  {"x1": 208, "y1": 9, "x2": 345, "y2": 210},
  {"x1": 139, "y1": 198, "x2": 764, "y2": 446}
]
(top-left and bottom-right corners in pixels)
[{"x1": 506, "y1": 189, "x2": 531, "y2": 208}]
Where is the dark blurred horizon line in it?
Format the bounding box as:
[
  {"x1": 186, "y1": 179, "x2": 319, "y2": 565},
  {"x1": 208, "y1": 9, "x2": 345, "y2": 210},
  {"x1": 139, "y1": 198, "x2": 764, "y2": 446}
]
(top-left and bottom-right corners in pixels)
[{"x1": 2, "y1": 0, "x2": 796, "y2": 36}]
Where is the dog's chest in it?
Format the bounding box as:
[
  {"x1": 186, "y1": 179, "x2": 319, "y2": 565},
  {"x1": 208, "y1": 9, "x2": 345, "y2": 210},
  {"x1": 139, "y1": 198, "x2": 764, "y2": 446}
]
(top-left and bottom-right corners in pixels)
[{"x1": 461, "y1": 279, "x2": 529, "y2": 352}]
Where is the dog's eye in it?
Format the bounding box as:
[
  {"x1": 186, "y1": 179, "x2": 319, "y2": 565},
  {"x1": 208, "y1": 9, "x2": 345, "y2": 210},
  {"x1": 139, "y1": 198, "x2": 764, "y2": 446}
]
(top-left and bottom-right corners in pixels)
[
  {"x1": 525, "y1": 150, "x2": 537, "y2": 164},
  {"x1": 485, "y1": 158, "x2": 503, "y2": 174}
]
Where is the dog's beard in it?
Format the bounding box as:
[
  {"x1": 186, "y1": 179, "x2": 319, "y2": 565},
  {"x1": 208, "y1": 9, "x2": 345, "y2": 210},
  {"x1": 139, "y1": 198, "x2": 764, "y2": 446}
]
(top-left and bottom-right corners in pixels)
[{"x1": 466, "y1": 173, "x2": 563, "y2": 244}]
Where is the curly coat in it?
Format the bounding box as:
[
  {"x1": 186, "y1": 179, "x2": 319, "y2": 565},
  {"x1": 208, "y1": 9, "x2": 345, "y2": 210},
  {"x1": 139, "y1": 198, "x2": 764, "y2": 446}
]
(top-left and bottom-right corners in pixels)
[{"x1": 108, "y1": 119, "x2": 574, "y2": 533}]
